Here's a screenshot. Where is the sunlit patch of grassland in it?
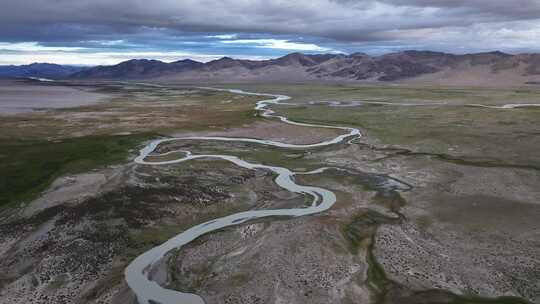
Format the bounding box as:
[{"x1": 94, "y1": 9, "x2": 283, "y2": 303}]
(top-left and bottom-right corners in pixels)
[
  {"x1": 0, "y1": 133, "x2": 153, "y2": 207},
  {"x1": 234, "y1": 83, "x2": 540, "y2": 168},
  {"x1": 0, "y1": 83, "x2": 265, "y2": 208},
  {"x1": 0, "y1": 83, "x2": 261, "y2": 140}
]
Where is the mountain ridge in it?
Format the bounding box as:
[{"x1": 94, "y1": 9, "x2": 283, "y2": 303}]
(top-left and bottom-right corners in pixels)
[
  {"x1": 0, "y1": 63, "x2": 87, "y2": 79},
  {"x1": 5, "y1": 51, "x2": 540, "y2": 85},
  {"x1": 70, "y1": 50, "x2": 540, "y2": 85}
]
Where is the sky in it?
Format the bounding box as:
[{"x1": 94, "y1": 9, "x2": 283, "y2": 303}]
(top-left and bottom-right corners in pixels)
[{"x1": 1, "y1": 0, "x2": 540, "y2": 65}]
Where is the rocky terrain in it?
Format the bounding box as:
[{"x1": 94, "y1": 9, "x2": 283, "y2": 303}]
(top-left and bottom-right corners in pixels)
[
  {"x1": 0, "y1": 158, "x2": 287, "y2": 303},
  {"x1": 68, "y1": 51, "x2": 540, "y2": 85},
  {"x1": 5, "y1": 51, "x2": 540, "y2": 86}
]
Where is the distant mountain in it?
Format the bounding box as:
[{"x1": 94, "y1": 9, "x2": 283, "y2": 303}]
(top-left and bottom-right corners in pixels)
[
  {"x1": 71, "y1": 59, "x2": 203, "y2": 79},
  {"x1": 0, "y1": 63, "x2": 87, "y2": 79},
  {"x1": 68, "y1": 51, "x2": 540, "y2": 85}
]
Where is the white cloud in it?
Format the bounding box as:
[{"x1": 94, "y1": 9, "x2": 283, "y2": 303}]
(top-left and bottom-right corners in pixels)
[
  {"x1": 205, "y1": 34, "x2": 237, "y2": 39},
  {"x1": 222, "y1": 39, "x2": 333, "y2": 52},
  {"x1": 0, "y1": 42, "x2": 86, "y2": 52},
  {"x1": 82, "y1": 40, "x2": 127, "y2": 46}
]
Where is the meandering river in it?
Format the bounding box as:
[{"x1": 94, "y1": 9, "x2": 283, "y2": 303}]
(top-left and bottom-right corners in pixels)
[
  {"x1": 125, "y1": 88, "x2": 362, "y2": 304},
  {"x1": 23, "y1": 78, "x2": 536, "y2": 303}
]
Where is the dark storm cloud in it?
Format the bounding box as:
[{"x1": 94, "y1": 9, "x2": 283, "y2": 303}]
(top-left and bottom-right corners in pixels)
[{"x1": 1, "y1": 0, "x2": 539, "y2": 43}]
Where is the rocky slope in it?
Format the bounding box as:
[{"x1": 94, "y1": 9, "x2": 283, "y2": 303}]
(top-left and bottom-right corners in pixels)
[
  {"x1": 71, "y1": 59, "x2": 203, "y2": 79},
  {"x1": 69, "y1": 51, "x2": 540, "y2": 85}
]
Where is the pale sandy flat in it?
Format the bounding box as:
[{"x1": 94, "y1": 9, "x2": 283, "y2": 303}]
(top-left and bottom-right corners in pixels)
[{"x1": 0, "y1": 80, "x2": 108, "y2": 114}]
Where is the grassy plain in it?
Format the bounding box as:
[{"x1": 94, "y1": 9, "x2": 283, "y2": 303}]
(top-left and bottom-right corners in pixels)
[
  {"x1": 2, "y1": 81, "x2": 539, "y2": 303},
  {"x1": 0, "y1": 81, "x2": 260, "y2": 207},
  {"x1": 0, "y1": 134, "x2": 152, "y2": 207},
  {"x1": 227, "y1": 83, "x2": 540, "y2": 168}
]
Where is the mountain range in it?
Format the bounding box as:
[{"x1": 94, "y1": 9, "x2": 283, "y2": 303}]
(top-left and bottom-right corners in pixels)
[
  {"x1": 5, "y1": 51, "x2": 540, "y2": 85},
  {"x1": 0, "y1": 63, "x2": 86, "y2": 79}
]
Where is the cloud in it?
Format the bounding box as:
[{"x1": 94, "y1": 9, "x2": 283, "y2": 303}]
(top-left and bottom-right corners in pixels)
[
  {"x1": 2, "y1": 0, "x2": 539, "y2": 43},
  {"x1": 0, "y1": 42, "x2": 86, "y2": 52},
  {"x1": 1, "y1": 0, "x2": 540, "y2": 64},
  {"x1": 205, "y1": 34, "x2": 238, "y2": 40},
  {"x1": 378, "y1": 0, "x2": 540, "y2": 19},
  {"x1": 81, "y1": 40, "x2": 127, "y2": 46},
  {"x1": 221, "y1": 39, "x2": 334, "y2": 52}
]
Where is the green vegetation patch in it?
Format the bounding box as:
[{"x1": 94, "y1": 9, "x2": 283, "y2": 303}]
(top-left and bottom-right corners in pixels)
[
  {"x1": 230, "y1": 83, "x2": 540, "y2": 168},
  {"x1": 278, "y1": 101, "x2": 540, "y2": 168},
  {"x1": 0, "y1": 133, "x2": 153, "y2": 207},
  {"x1": 153, "y1": 139, "x2": 323, "y2": 170}
]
